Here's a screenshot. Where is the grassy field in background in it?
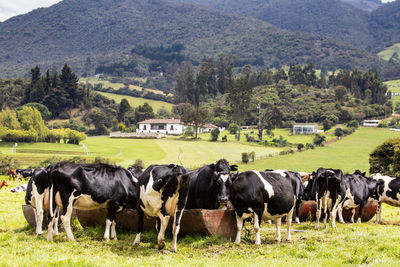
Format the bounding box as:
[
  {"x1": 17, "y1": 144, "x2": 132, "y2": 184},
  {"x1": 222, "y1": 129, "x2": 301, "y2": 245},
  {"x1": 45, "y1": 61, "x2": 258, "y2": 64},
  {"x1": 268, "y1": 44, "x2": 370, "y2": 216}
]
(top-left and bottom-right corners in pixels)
[
  {"x1": 97, "y1": 91, "x2": 173, "y2": 112},
  {"x1": 385, "y1": 79, "x2": 400, "y2": 107},
  {"x1": 240, "y1": 127, "x2": 400, "y2": 174},
  {"x1": 378, "y1": 43, "x2": 400, "y2": 61},
  {"x1": 1, "y1": 179, "x2": 400, "y2": 265}
]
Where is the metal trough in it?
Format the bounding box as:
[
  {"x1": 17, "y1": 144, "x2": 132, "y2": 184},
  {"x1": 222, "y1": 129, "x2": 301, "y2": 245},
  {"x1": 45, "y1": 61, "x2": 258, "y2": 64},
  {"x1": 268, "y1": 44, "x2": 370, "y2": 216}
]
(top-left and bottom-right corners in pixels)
[
  {"x1": 296, "y1": 200, "x2": 378, "y2": 222},
  {"x1": 76, "y1": 208, "x2": 237, "y2": 239},
  {"x1": 22, "y1": 205, "x2": 76, "y2": 228}
]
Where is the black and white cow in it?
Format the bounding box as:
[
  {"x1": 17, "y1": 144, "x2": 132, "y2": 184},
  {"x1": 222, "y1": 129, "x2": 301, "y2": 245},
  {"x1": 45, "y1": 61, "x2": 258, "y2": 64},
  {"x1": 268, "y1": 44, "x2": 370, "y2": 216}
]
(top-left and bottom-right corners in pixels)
[
  {"x1": 25, "y1": 167, "x2": 53, "y2": 235},
  {"x1": 46, "y1": 162, "x2": 138, "y2": 242},
  {"x1": 186, "y1": 159, "x2": 238, "y2": 209},
  {"x1": 133, "y1": 164, "x2": 188, "y2": 252},
  {"x1": 229, "y1": 171, "x2": 297, "y2": 244},
  {"x1": 311, "y1": 167, "x2": 344, "y2": 229},
  {"x1": 22, "y1": 169, "x2": 34, "y2": 180},
  {"x1": 337, "y1": 171, "x2": 384, "y2": 224},
  {"x1": 371, "y1": 173, "x2": 400, "y2": 224},
  {"x1": 10, "y1": 184, "x2": 28, "y2": 193},
  {"x1": 265, "y1": 169, "x2": 304, "y2": 224}
]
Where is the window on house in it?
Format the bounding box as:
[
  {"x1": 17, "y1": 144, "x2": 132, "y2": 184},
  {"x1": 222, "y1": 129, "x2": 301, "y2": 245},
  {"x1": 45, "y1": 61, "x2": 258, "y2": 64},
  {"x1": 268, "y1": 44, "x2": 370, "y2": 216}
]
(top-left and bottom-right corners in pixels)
[
  {"x1": 170, "y1": 125, "x2": 174, "y2": 130},
  {"x1": 143, "y1": 125, "x2": 147, "y2": 130}
]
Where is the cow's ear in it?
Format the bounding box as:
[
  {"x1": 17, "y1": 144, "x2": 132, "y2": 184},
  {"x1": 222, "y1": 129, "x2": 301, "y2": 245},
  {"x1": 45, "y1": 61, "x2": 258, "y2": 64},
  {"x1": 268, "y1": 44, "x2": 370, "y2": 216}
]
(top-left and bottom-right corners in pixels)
[
  {"x1": 230, "y1": 165, "x2": 238, "y2": 171},
  {"x1": 209, "y1": 164, "x2": 216, "y2": 171},
  {"x1": 377, "y1": 179, "x2": 385, "y2": 186},
  {"x1": 168, "y1": 164, "x2": 176, "y2": 169},
  {"x1": 362, "y1": 172, "x2": 366, "y2": 177},
  {"x1": 231, "y1": 171, "x2": 239, "y2": 181}
]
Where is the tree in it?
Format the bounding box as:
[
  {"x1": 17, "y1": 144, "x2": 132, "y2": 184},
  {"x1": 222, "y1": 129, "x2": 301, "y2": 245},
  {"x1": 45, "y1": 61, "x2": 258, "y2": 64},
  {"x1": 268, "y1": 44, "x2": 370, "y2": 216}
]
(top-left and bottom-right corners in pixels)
[
  {"x1": 197, "y1": 58, "x2": 217, "y2": 96},
  {"x1": 226, "y1": 65, "x2": 253, "y2": 140},
  {"x1": 334, "y1": 86, "x2": 347, "y2": 101},
  {"x1": 334, "y1": 128, "x2": 343, "y2": 139},
  {"x1": 370, "y1": 138, "x2": 400, "y2": 176},
  {"x1": 134, "y1": 102, "x2": 155, "y2": 123},
  {"x1": 17, "y1": 106, "x2": 48, "y2": 141},
  {"x1": 173, "y1": 62, "x2": 195, "y2": 103},
  {"x1": 228, "y1": 123, "x2": 239, "y2": 134},
  {"x1": 258, "y1": 106, "x2": 282, "y2": 141},
  {"x1": 181, "y1": 105, "x2": 209, "y2": 139},
  {"x1": 118, "y1": 98, "x2": 131, "y2": 122},
  {"x1": 59, "y1": 64, "x2": 79, "y2": 107},
  {"x1": 210, "y1": 128, "x2": 220, "y2": 141},
  {"x1": 313, "y1": 134, "x2": 326, "y2": 146},
  {"x1": 24, "y1": 103, "x2": 51, "y2": 121},
  {"x1": 216, "y1": 54, "x2": 234, "y2": 94}
]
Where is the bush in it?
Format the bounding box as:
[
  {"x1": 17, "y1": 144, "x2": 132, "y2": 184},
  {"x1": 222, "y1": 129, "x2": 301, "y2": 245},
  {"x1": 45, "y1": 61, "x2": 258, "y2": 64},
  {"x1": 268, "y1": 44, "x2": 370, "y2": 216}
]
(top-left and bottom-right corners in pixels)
[
  {"x1": 118, "y1": 122, "x2": 126, "y2": 132},
  {"x1": 133, "y1": 159, "x2": 145, "y2": 170},
  {"x1": 249, "y1": 151, "x2": 255, "y2": 162},
  {"x1": 297, "y1": 143, "x2": 304, "y2": 151},
  {"x1": 334, "y1": 128, "x2": 343, "y2": 139},
  {"x1": 0, "y1": 154, "x2": 19, "y2": 175},
  {"x1": 229, "y1": 123, "x2": 239, "y2": 134},
  {"x1": 242, "y1": 152, "x2": 249, "y2": 164},
  {"x1": 210, "y1": 128, "x2": 220, "y2": 141},
  {"x1": 305, "y1": 143, "x2": 315, "y2": 150},
  {"x1": 184, "y1": 127, "x2": 194, "y2": 138},
  {"x1": 313, "y1": 134, "x2": 326, "y2": 146},
  {"x1": 346, "y1": 120, "x2": 359, "y2": 129},
  {"x1": 370, "y1": 138, "x2": 400, "y2": 176}
]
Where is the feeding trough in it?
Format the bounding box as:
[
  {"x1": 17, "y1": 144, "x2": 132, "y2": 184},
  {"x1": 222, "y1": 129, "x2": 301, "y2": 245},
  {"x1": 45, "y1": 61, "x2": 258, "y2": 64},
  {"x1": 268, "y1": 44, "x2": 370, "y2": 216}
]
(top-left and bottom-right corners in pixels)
[
  {"x1": 76, "y1": 208, "x2": 237, "y2": 239},
  {"x1": 22, "y1": 205, "x2": 76, "y2": 228},
  {"x1": 295, "y1": 200, "x2": 378, "y2": 222}
]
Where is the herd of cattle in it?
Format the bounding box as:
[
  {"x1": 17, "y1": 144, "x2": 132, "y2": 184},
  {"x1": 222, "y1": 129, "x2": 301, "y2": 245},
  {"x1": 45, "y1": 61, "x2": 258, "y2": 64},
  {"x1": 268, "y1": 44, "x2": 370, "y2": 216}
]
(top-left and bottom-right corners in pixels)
[{"x1": 2, "y1": 160, "x2": 400, "y2": 252}]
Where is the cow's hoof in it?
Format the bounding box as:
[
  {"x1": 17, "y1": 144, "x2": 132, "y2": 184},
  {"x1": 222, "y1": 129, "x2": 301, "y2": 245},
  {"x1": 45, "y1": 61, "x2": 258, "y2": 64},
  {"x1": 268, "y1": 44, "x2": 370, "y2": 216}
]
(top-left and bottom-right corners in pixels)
[
  {"x1": 286, "y1": 239, "x2": 293, "y2": 243},
  {"x1": 158, "y1": 240, "x2": 165, "y2": 250},
  {"x1": 104, "y1": 238, "x2": 110, "y2": 242},
  {"x1": 112, "y1": 237, "x2": 118, "y2": 241},
  {"x1": 171, "y1": 245, "x2": 177, "y2": 253},
  {"x1": 275, "y1": 239, "x2": 281, "y2": 243}
]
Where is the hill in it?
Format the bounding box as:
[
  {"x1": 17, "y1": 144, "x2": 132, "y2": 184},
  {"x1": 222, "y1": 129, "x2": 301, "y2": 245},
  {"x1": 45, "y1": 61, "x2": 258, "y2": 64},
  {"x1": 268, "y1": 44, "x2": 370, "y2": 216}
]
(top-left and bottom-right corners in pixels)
[
  {"x1": 341, "y1": 0, "x2": 383, "y2": 11},
  {"x1": 0, "y1": 0, "x2": 388, "y2": 78},
  {"x1": 173, "y1": 0, "x2": 400, "y2": 53}
]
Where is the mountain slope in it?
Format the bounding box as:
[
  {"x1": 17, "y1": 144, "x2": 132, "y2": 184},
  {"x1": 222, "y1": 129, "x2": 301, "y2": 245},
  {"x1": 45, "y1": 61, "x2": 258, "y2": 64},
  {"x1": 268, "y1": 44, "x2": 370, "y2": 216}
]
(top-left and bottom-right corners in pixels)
[
  {"x1": 341, "y1": 0, "x2": 382, "y2": 11},
  {"x1": 0, "y1": 0, "x2": 386, "y2": 77},
  {"x1": 174, "y1": 0, "x2": 372, "y2": 50}
]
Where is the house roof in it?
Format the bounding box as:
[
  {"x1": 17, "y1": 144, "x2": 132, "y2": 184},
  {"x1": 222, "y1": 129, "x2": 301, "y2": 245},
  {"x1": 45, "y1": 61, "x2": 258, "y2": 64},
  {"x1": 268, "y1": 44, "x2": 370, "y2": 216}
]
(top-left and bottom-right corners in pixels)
[
  {"x1": 138, "y1": 119, "x2": 183, "y2": 124},
  {"x1": 203, "y1": 124, "x2": 218, "y2": 128}
]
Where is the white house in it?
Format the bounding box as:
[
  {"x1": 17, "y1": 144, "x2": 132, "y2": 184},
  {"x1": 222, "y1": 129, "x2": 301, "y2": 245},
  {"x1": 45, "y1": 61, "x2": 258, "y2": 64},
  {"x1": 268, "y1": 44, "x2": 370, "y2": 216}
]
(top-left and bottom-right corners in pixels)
[
  {"x1": 136, "y1": 119, "x2": 185, "y2": 135},
  {"x1": 363, "y1": 120, "x2": 380, "y2": 127},
  {"x1": 293, "y1": 123, "x2": 318, "y2": 135}
]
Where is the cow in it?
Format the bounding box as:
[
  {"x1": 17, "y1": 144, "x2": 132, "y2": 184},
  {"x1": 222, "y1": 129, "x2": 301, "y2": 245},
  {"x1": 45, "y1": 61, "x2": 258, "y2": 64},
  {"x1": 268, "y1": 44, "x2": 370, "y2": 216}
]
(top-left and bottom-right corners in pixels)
[
  {"x1": 229, "y1": 171, "x2": 297, "y2": 244},
  {"x1": 133, "y1": 164, "x2": 188, "y2": 252},
  {"x1": 8, "y1": 169, "x2": 17, "y2": 181},
  {"x1": 371, "y1": 173, "x2": 400, "y2": 224},
  {"x1": 10, "y1": 184, "x2": 28, "y2": 193},
  {"x1": 45, "y1": 162, "x2": 138, "y2": 242},
  {"x1": 311, "y1": 167, "x2": 344, "y2": 229},
  {"x1": 0, "y1": 180, "x2": 9, "y2": 190},
  {"x1": 22, "y1": 169, "x2": 34, "y2": 180},
  {"x1": 185, "y1": 159, "x2": 238, "y2": 209},
  {"x1": 265, "y1": 169, "x2": 304, "y2": 224},
  {"x1": 25, "y1": 167, "x2": 53, "y2": 235},
  {"x1": 337, "y1": 171, "x2": 384, "y2": 224}
]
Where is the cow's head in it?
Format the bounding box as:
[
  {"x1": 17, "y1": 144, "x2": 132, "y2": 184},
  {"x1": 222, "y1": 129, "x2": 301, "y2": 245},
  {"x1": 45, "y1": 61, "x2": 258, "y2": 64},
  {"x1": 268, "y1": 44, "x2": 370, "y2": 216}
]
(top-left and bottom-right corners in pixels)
[
  {"x1": 303, "y1": 171, "x2": 315, "y2": 200},
  {"x1": 0, "y1": 180, "x2": 8, "y2": 188},
  {"x1": 361, "y1": 173, "x2": 385, "y2": 200},
  {"x1": 213, "y1": 159, "x2": 237, "y2": 206},
  {"x1": 127, "y1": 166, "x2": 144, "y2": 181}
]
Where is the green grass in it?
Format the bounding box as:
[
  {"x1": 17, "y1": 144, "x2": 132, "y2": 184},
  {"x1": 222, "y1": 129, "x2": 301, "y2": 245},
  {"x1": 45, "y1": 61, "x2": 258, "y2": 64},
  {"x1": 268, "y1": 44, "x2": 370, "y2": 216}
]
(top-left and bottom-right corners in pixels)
[
  {"x1": 97, "y1": 91, "x2": 173, "y2": 112},
  {"x1": 385, "y1": 79, "x2": 400, "y2": 107},
  {"x1": 378, "y1": 43, "x2": 400, "y2": 61},
  {"x1": 1, "y1": 178, "x2": 400, "y2": 265},
  {"x1": 240, "y1": 127, "x2": 400, "y2": 174}
]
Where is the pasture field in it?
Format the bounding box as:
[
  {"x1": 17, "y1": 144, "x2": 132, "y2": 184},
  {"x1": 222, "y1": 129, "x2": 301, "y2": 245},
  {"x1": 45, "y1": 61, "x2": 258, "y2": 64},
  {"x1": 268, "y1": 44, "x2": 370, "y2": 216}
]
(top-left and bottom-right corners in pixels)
[
  {"x1": 97, "y1": 91, "x2": 173, "y2": 112},
  {"x1": 1, "y1": 179, "x2": 400, "y2": 266},
  {"x1": 378, "y1": 43, "x2": 400, "y2": 61},
  {"x1": 384, "y1": 79, "x2": 400, "y2": 107},
  {"x1": 241, "y1": 127, "x2": 400, "y2": 174},
  {"x1": 0, "y1": 136, "x2": 281, "y2": 169}
]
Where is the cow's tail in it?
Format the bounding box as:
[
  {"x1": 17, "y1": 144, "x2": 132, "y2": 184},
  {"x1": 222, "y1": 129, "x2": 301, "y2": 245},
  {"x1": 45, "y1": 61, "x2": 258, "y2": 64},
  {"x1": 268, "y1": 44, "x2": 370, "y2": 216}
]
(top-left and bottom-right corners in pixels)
[{"x1": 49, "y1": 185, "x2": 54, "y2": 217}]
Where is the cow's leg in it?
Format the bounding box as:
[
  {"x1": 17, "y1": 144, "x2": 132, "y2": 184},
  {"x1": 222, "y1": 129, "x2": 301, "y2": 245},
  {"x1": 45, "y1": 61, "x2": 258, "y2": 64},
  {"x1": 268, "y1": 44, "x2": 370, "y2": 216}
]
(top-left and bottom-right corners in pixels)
[
  {"x1": 104, "y1": 219, "x2": 112, "y2": 242},
  {"x1": 357, "y1": 203, "x2": 364, "y2": 224},
  {"x1": 253, "y1": 209, "x2": 263, "y2": 245},
  {"x1": 376, "y1": 201, "x2": 382, "y2": 224},
  {"x1": 53, "y1": 208, "x2": 59, "y2": 236},
  {"x1": 235, "y1": 212, "x2": 244, "y2": 244},
  {"x1": 331, "y1": 195, "x2": 341, "y2": 228},
  {"x1": 156, "y1": 217, "x2": 161, "y2": 232},
  {"x1": 350, "y1": 208, "x2": 355, "y2": 223},
  {"x1": 294, "y1": 197, "x2": 301, "y2": 224},
  {"x1": 133, "y1": 206, "x2": 144, "y2": 245},
  {"x1": 34, "y1": 193, "x2": 44, "y2": 235},
  {"x1": 337, "y1": 205, "x2": 345, "y2": 223},
  {"x1": 157, "y1": 214, "x2": 170, "y2": 250},
  {"x1": 105, "y1": 204, "x2": 118, "y2": 241},
  {"x1": 315, "y1": 193, "x2": 321, "y2": 229},
  {"x1": 60, "y1": 193, "x2": 76, "y2": 241},
  {"x1": 275, "y1": 217, "x2": 282, "y2": 242},
  {"x1": 111, "y1": 221, "x2": 117, "y2": 240},
  {"x1": 171, "y1": 209, "x2": 184, "y2": 252},
  {"x1": 323, "y1": 192, "x2": 329, "y2": 229},
  {"x1": 286, "y1": 201, "x2": 295, "y2": 242}
]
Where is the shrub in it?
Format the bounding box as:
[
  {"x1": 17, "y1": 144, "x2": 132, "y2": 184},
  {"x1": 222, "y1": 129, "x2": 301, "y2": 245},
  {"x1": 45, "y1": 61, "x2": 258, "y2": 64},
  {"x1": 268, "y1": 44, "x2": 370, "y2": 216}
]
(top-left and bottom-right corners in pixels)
[
  {"x1": 313, "y1": 134, "x2": 326, "y2": 146},
  {"x1": 297, "y1": 143, "x2": 304, "y2": 151},
  {"x1": 346, "y1": 120, "x2": 359, "y2": 129},
  {"x1": 249, "y1": 151, "x2": 255, "y2": 162},
  {"x1": 0, "y1": 154, "x2": 19, "y2": 175},
  {"x1": 228, "y1": 123, "x2": 239, "y2": 134},
  {"x1": 370, "y1": 138, "x2": 400, "y2": 176},
  {"x1": 118, "y1": 122, "x2": 126, "y2": 132},
  {"x1": 305, "y1": 143, "x2": 315, "y2": 150},
  {"x1": 210, "y1": 128, "x2": 220, "y2": 141},
  {"x1": 133, "y1": 159, "x2": 145, "y2": 170},
  {"x1": 242, "y1": 152, "x2": 249, "y2": 164},
  {"x1": 184, "y1": 127, "x2": 194, "y2": 138},
  {"x1": 334, "y1": 128, "x2": 343, "y2": 139}
]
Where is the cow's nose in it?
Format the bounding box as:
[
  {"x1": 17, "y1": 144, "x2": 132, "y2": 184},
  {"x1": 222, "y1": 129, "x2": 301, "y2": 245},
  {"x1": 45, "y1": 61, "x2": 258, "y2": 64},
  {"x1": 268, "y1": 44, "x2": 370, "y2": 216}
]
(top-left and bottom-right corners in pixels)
[{"x1": 218, "y1": 197, "x2": 228, "y2": 202}]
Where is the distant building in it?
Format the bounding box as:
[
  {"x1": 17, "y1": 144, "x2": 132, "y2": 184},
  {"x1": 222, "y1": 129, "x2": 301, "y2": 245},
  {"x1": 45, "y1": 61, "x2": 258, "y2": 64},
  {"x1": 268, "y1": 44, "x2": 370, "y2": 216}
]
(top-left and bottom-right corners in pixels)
[
  {"x1": 293, "y1": 123, "x2": 318, "y2": 135},
  {"x1": 137, "y1": 119, "x2": 185, "y2": 135},
  {"x1": 363, "y1": 120, "x2": 380, "y2": 127},
  {"x1": 136, "y1": 119, "x2": 221, "y2": 135}
]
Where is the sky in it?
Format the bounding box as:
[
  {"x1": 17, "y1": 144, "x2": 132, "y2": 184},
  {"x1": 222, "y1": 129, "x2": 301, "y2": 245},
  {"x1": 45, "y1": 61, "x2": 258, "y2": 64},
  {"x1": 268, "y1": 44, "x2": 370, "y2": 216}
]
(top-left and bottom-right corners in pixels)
[{"x1": 0, "y1": 0, "x2": 397, "y2": 22}]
